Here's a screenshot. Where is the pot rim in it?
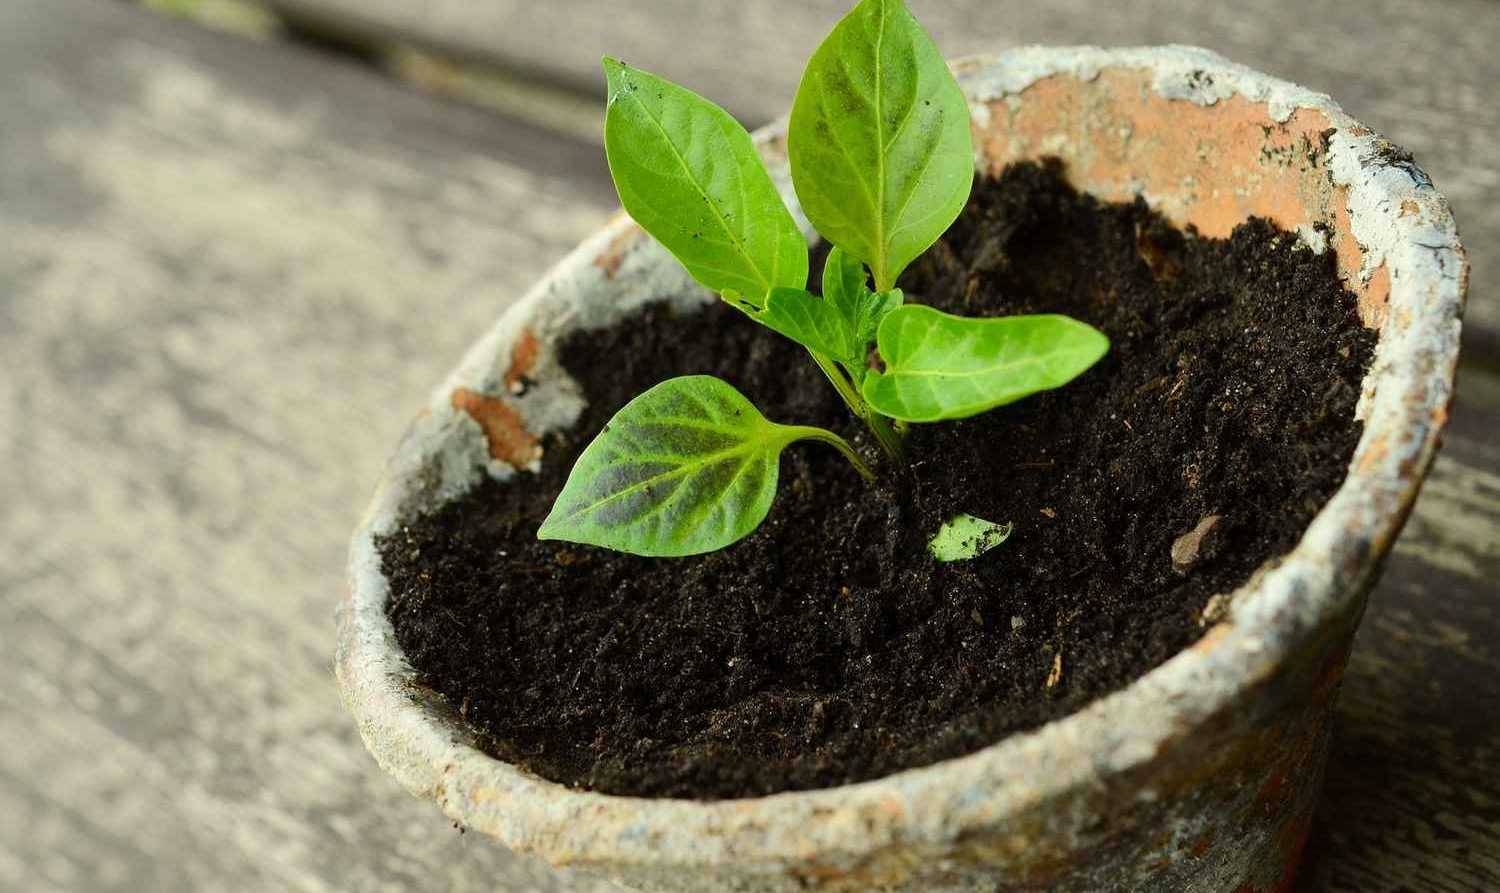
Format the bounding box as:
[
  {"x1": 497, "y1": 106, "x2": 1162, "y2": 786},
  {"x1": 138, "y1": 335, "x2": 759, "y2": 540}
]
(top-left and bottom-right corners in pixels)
[{"x1": 338, "y1": 45, "x2": 1465, "y2": 871}]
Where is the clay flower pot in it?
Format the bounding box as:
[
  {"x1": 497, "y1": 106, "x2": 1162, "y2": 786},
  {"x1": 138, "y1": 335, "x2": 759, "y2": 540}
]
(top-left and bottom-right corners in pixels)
[{"x1": 339, "y1": 47, "x2": 1466, "y2": 892}]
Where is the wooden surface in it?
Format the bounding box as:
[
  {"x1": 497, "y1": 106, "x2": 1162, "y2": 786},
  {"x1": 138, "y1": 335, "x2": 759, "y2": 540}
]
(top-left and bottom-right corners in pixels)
[
  {"x1": 262, "y1": 0, "x2": 1500, "y2": 357},
  {"x1": 1298, "y1": 379, "x2": 1500, "y2": 892},
  {"x1": 0, "y1": 1, "x2": 614, "y2": 890},
  {"x1": 0, "y1": 1, "x2": 1493, "y2": 890}
]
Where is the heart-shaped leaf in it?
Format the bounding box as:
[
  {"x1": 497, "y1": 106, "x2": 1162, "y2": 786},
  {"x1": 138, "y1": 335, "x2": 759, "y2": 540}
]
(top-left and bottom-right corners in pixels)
[
  {"x1": 603, "y1": 58, "x2": 807, "y2": 304},
  {"x1": 929, "y1": 514, "x2": 1013, "y2": 562},
  {"x1": 539, "y1": 375, "x2": 866, "y2": 557},
  {"x1": 863, "y1": 305, "x2": 1109, "y2": 421},
  {"x1": 788, "y1": 0, "x2": 974, "y2": 291}
]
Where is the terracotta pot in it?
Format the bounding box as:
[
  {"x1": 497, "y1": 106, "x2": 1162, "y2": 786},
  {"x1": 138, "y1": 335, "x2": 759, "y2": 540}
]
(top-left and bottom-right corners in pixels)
[{"x1": 338, "y1": 46, "x2": 1466, "y2": 892}]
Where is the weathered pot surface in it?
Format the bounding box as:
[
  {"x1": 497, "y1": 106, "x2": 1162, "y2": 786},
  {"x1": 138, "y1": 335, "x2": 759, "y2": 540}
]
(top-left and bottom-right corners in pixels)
[{"x1": 339, "y1": 46, "x2": 1466, "y2": 892}]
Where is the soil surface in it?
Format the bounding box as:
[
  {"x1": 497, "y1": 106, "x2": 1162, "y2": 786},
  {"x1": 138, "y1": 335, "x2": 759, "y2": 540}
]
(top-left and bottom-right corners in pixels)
[{"x1": 381, "y1": 160, "x2": 1376, "y2": 799}]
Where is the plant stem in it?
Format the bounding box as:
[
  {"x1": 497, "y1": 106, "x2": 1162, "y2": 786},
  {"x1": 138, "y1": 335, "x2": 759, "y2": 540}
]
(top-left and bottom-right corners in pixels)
[
  {"x1": 787, "y1": 426, "x2": 875, "y2": 481},
  {"x1": 863, "y1": 406, "x2": 905, "y2": 460},
  {"x1": 807, "y1": 350, "x2": 905, "y2": 462},
  {"x1": 854, "y1": 272, "x2": 906, "y2": 457}
]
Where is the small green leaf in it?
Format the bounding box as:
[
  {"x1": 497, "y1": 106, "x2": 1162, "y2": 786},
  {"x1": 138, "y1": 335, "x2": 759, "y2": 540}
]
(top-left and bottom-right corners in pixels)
[
  {"x1": 818, "y1": 246, "x2": 901, "y2": 387},
  {"x1": 788, "y1": 0, "x2": 974, "y2": 290},
  {"x1": 822, "y1": 245, "x2": 902, "y2": 347},
  {"x1": 858, "y1": 289, "x2": 904, "y2": 346},
  {"x1": 842, "y1": 289, "x2": 904, "y2": 388},
  {"x1": 603, "y1": 58, "x2": 807, "y2": 304},
  {"x1": 863, "y1": 305, "x2": 1109, "y2": 422},
  {"x1": 752, "y1": 287, "x2": 858, "y2": 362},
  {"x1": 821, "y1": 245, "x2": 870, "y2": 320},
  {"x1": 539, "y1": 376, "x2": 867, "y2": 557},
  {"x1": 929, "y1": 514, "x2": 1013, "y2": 562}
]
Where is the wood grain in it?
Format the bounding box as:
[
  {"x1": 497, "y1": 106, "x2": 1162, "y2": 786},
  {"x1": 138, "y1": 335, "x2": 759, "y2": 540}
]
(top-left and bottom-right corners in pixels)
[
  {"x1": 2, "y1": 1, "x2": 1494, "y2": 891},
  {"x1": 0, "y1": 1, "x2": 615, "y2": 890},
  {"x1": 261, "y1": 0, "x2": 1500, "y2": 359}
]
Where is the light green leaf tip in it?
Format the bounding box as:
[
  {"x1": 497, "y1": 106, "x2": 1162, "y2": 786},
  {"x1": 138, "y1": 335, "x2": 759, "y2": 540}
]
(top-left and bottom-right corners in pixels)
[
  {"x1": 602, "y1": 57, "x2": 806, "y2": 304},
  {"x1": 538, "y1": 375, "x2": 867, "y2": 557},
  {"x1": 788, "y1": 0, "x2": 974, "y2": 290},
  {"x1": 929, "y1": 513, "x2": 1013, "y2": 562},
  {"x1": 864, "y1": 305, "x2": 1109, "y2": 422}
]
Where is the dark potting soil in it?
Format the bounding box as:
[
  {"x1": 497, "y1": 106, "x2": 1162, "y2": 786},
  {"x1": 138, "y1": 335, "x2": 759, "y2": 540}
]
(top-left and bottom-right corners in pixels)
[{"x1": 381, "y1": 160, "x2": 1375, "y2": 799}]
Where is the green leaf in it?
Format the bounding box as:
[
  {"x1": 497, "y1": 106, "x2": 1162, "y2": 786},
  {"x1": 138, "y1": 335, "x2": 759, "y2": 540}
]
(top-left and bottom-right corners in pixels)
[
  {"x1": 821, "y1": 244, "x2": 870, "y2": 320},
  {"x1": 858, "y1": 289, "x2": 904, "y2": 346},
  {"x1": 818, "y1": 246, "x2": 901, "y2": 388},
  {"x1": 842, "y1": 289, "x2": 904, "y2": 388},
  {"x1": 929, "y1": 514, "x2": 1013, "y2": 562},
  {"x1": 822, "y1": 245, "x2": 902, "y2": 347},
  {"x1": 788, "y1": 0, "x2": 974, "y2": 290},
  {"x1": 603, "y1": 58, "x2": 807, "y2": 305},
  {"x1": 752, "y1": 287, "x2": 858, "y2": 362},
  {"x1": 863, "y1": 305, "x2": 1109, "y2": 422},
  {"x1": 539, "y1": 376, "x2": 867, "y2": 557}
]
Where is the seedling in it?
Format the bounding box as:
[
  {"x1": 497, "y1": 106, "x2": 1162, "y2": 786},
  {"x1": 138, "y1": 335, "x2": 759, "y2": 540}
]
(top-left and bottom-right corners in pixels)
[{"x1": 539, "y1": 0, "x2": 1107, "y2": 558}]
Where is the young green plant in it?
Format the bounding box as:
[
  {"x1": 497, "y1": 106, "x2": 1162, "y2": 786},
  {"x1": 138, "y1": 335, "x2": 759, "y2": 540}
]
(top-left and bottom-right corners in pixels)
[{"x1": 538, "y1": 0, "x2": 1108, "y2": 559}]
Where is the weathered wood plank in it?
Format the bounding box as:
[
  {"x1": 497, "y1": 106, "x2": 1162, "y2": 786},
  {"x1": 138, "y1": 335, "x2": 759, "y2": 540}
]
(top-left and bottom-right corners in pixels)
[
  {"x1": 260, "y1": 0, "x2": 1498, "y2": 358},
  {"x1": 0, "y1": 1, "x2": 616, "y2": 890}
]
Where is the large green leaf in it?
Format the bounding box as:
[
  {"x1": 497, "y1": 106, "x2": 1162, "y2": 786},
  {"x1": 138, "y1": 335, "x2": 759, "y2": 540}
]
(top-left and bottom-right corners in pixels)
[
  {"x1": 788, "y1": 0, "x2": 973, "y2": 291},
  {"x1": 539, "y1": 376, "x2": 865, "y2": 557},
  {"x1": 863, "y1": 305, "x2": 1109, "y2": 421},
  {"x1": 603, "y1": 58, "x2": 806, "y2": 304}
]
